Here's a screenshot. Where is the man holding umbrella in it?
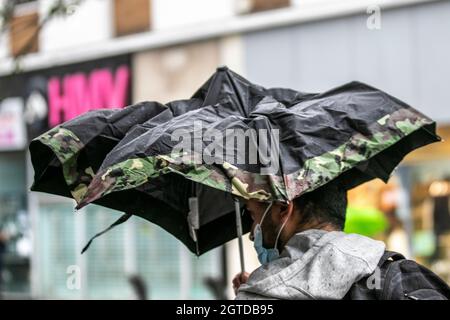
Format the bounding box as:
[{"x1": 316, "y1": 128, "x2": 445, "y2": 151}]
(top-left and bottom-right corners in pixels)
[
  {"x1": 29, "y1": 67, "x2": 450, "y2": 300},
  {"x1": 233, "y1": 180, "x2": 378, "y2": 299},
  {"x1": 233, "y1": 180, "x2": 450, "y2": 300}
]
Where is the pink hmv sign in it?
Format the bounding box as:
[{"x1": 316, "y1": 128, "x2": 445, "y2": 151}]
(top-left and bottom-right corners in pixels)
[
  {"x1": 48, "y1": 65, "x2": 130, "y2": 127},
  {"x1": 0, "y1": 55, "x2": 132, "y2": 144}
]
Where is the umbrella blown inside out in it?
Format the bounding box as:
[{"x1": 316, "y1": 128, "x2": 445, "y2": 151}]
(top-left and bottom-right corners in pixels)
[{"x1": 29, "y1": 66, "x2": 441, "y2": 255}]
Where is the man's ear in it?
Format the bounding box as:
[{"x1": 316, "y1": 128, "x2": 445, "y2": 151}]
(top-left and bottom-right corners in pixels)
[{"x1": 279, "y1": 201, "x2": 294, "y2": 221}]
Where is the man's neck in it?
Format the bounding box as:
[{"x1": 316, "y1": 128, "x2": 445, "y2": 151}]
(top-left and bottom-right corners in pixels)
[
  {"x1": 278, "y1": 223, "x2": 339, "y2": 252},
  {"x1": 295, "y1": 222, "x2": 339, "y2": 234}
]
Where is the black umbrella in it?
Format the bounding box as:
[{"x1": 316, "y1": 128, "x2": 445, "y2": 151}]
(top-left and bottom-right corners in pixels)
[{"x1": 29, "y1": 67, "x2": 441, "y2": 266}]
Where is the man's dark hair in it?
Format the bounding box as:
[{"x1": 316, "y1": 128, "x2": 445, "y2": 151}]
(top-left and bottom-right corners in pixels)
[{"x1": 293, "y1": 181, "x2": 348, "y2": 230}]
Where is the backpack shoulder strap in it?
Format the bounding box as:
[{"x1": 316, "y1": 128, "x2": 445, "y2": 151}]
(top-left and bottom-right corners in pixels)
[
  {"x1": 379, "y1": 251, "x2": 450, "y2": 300},
  {"x1": 378, "y1": 250, "x2": 405, "y2": 266}
]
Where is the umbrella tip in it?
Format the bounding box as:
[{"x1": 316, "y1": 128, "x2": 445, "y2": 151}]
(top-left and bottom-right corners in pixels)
[{"x1": 217, "y1": 65, "x2": 228, "y2": 72}]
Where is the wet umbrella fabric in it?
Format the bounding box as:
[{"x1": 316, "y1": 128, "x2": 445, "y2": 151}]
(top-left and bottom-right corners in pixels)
[{"x1": 29, "y1": 67, "x2": 441, "y2": 255}]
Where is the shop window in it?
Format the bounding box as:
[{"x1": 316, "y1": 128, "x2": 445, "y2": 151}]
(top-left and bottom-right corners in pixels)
[
  {"x1": 34, "y1": 202, "x2": 221, "y2": 299},
  {"x1": 135, "y1": 218, "x2": 221, "y2": 299},
  {"x1": 236, "y1": 0, "x2": 291, "y2": 14},
  {"x1": 8, "y1": 0, "x2": 39, "y2": 57},
  {"x1": 114, "y1": 0, "x2": 151, "y2": 37},
  {"x1": 0, "y1": 152, "x2": 29, "y2": 296}
]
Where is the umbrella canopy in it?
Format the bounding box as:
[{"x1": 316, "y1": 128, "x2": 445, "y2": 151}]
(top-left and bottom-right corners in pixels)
[
  {"x1": 29, "y1": 66, "x2": 441, "y2": 255},
  {"x1": 29, "y1": 101, "x2": 168, "y2": 203}
]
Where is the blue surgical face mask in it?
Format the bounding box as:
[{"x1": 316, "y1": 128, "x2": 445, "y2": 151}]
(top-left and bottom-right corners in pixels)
[{"x1": 253, "y1": 202, "x2": 290, "y2": 265}]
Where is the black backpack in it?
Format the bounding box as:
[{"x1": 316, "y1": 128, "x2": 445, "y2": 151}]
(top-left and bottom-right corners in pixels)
[{"x1": 344, "y1": 251, "x2": 450, "y2": 300}]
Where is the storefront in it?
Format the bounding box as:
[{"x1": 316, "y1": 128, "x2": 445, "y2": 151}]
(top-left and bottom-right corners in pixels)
[
  {"x1": 1, "y1": 54, "x2": 133, "y2": 298},
  {"x1": 0, "y1": 55, "x2": 134, "y2": 298}
]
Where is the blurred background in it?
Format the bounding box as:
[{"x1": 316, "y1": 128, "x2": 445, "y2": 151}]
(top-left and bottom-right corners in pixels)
[{"x1": 0, "y1": 0, "x2": 449, "y2": 299}]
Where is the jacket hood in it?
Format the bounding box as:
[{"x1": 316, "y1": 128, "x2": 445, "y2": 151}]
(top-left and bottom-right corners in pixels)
[{"x1": 236, "y1": 229, "x2": 385, "y2": 300}]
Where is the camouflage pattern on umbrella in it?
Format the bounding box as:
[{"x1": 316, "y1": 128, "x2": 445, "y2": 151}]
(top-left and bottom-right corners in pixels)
[{"x1": 29, "y1": 67, "x2": 441, "y2": 255}]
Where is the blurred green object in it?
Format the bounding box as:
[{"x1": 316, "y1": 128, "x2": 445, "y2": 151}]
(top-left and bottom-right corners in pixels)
[
  {"x1": 413, "y1": 230, "x2": 436, "y2": 257},
  {"x1": 344, "y1": 206, "x2": 388, "y2": 237}
]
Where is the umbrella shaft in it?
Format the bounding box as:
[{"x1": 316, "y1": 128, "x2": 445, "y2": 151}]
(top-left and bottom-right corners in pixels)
[{"x1": 235, "y1": 200, "x2": 245, "y2": 274}]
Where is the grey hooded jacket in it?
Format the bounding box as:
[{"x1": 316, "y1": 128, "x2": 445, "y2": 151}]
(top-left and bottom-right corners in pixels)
[{"x1": 236, "y1": 229, "x2": 386, "y2": 300}]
